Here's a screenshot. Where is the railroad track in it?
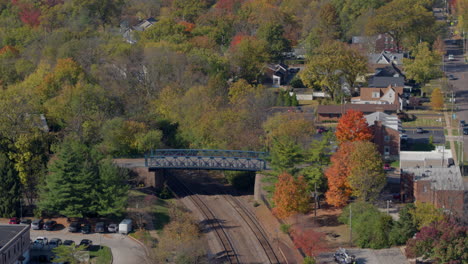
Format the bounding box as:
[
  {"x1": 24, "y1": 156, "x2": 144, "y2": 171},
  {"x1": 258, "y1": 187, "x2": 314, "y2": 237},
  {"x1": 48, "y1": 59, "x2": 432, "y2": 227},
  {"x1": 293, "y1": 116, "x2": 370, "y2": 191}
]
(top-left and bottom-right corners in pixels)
[
  {"x1": 167, "y1": 177, "x2": 240, "y2": 264},
  {"x1": 223, "y1": 194, "x2": 282, "y2": 264}
]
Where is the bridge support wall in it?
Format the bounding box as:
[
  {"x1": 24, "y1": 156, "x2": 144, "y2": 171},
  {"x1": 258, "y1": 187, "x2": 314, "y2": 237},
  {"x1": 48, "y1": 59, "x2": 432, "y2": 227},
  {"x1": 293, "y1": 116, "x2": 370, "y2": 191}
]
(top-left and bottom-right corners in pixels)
[
  {"x1": 148, "y1": 168, "x2": 167, "y2": 190},
  {"x1": 254, "y1": 173, "x2": 264, "y2": 202}
]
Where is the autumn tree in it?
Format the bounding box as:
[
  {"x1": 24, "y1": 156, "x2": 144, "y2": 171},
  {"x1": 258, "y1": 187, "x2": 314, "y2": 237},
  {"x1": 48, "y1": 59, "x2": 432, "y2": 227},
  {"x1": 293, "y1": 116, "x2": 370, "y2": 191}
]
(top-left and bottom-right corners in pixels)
[
  {"x1": 404, "y1": 42, "x2": 443, "y2": 93},
  {"x1": 410, "y1": 201, "x2": 444, "y2": 229},
  {"x1": 335, "y1": 110, "x2": 372, "y2": 144},
  {"x1": 316, "y1": 3, "x2": 341, "y2": 40},
  {"x1": 348, "y1": 141, "x2": 385, "y2": 202},
  {"x1": 228, "y1": 36, "x2": 270, "y2": 83},
  {"x1": 272, "y1": 172, "x2": 310, "y2": 219},
  {"x1": 257, "y1": 22, "x2": 291, "y2": 60},
  {"x1": 324, "y1": 142, "x2": 354, "y2": 207},
  {"x1": 291, "y1": 226, "x2": 329, "y2": 257},
  {"x1": 262, "y1": 112, "x2": 315, "y2": 148},
  {"x1": 430, "y1": 87, "x2": 444, "y2": 110},
  {"x1": 406, "y1": 218, "x2": 468, "y2": 263},
  {"x1": 300, "y1": 41, "x2": 367, "y2": 101}
]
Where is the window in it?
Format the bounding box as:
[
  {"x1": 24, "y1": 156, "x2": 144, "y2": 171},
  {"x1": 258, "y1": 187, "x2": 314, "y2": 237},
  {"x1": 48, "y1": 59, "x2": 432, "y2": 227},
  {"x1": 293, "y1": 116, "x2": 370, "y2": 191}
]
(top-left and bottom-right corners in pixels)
[
  {"x1": 372, "y1": 92, "x2": 380, "y2": 98},
  {"x1": 384, "y1": 146, "x2": 390, "y2": 155},
  {"x1": 384, "y1": 135, "x2": 390, "y2": 142}
]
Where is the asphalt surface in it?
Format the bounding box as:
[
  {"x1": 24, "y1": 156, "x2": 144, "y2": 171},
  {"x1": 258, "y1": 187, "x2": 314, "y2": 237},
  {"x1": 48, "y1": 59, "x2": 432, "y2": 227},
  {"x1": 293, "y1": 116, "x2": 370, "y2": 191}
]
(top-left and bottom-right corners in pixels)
[
  {"x1": 401, "y1": 127, "x2": 445, "y2": 145},
  {"x1": 29, "y1": 228, "x2": 148, "y2": 264},
  {"x1": 444, "y1": 39, "x2": 468, "y2": 162},
  {"x1": 316, "y1": 247, "x2": 408, "y2": 264}
]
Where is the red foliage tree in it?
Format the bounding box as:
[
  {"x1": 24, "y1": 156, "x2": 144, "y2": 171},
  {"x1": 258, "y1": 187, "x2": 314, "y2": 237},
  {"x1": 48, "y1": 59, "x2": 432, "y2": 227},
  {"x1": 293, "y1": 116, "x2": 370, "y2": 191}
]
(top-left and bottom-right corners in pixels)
[
  {"x1": 11, "y1": 0, "x2": 41, "y2": 27},
  {"x1": 324, "y1": 142, "x2": 354, "y2": 207},
  {"x1": 291, "y1": 227, "x2": 330, "y2": 257},
  {"x1": 215, "y1": 0, "x2": 243, "y2": 12},
  {"x1": 272, "y1": 172, "x2": 310, "y2": 219},
  {"x1": 178, "y1": 21, "x2": 196, "y2": 32},
  {"x1": 335, "y1": 110, "x2": 373, "y2": 144},
  {"x1": 230, "y1": 33, "x2": 249, "y2": 48},
  {"x1": 0, "y1": 45, "x2": 19, "y2": 56}
]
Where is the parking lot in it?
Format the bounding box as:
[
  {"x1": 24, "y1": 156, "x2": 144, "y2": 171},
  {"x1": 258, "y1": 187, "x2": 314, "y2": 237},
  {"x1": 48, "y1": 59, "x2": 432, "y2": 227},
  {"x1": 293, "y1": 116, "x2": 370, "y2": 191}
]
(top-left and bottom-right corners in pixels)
[
  {"x1": 316, "y1": 247, "x2": 408, "y2": 264},
  {"x1": 29, "y1": 228, "x2": 148, "y2": 264}
]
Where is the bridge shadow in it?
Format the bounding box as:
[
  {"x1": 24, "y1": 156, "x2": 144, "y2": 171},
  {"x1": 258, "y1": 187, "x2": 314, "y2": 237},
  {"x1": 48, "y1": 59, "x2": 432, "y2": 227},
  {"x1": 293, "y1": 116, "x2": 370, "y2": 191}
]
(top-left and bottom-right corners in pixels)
[{"x1": 199, "y1": 219, "x2": 238, "y2": 233}]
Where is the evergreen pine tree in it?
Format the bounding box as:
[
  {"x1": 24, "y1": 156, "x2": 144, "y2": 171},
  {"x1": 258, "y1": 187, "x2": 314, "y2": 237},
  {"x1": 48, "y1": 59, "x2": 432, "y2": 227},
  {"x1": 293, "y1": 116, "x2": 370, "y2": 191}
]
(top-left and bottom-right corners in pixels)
[
  {"x1": 96, "y1": 159, "x2": 128, "y2": 217},
  {"x1": 0, "y1": 153, "x2": 21, "y2": 217}
]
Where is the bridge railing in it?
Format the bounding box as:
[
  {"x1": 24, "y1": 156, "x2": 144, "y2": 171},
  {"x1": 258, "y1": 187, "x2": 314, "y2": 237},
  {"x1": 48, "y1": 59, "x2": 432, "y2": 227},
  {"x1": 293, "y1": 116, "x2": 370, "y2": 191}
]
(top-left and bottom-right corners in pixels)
[{"x1": 147, "y1": 149, "x2": 268, "y2": 159}]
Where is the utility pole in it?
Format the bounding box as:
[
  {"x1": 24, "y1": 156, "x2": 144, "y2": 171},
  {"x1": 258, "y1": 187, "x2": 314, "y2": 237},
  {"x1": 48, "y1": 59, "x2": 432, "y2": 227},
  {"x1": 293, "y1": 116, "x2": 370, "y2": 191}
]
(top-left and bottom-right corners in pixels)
[{"x1": 349, "y1": 204, "x2": 352, "y2": 246}]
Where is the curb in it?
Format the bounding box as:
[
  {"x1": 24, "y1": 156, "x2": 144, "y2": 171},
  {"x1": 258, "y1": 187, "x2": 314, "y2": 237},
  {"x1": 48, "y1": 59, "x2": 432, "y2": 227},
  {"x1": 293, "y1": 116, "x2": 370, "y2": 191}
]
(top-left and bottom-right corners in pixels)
[{"x1": 127, "y1": 234, "x2": 152, "y2": 264}]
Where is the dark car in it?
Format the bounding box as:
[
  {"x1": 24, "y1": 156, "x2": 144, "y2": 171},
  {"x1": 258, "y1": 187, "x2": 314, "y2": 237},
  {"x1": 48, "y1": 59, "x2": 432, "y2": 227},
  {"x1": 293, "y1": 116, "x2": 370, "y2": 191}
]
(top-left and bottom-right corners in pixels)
[
  {"x1": 416, "y1": 127, "x2": 424, "y2": 134},
  {"x1": 31, "y1": 219, "x2": 44, "y2": 230},
  {"x1": 460, "y1": 120, "x2": 466, "y2": 127},
  {"x1": 464, "y1": 128, "x2": 468, "y2": 135},
  {"x1": 448, "y1": 158, "x2": 455, "y2": 167},
  {"x1": 63, "y1": 240, "x2": 75, "y2": 246},
  {"x1": 49, "y1": 238, "x2": 62, "y2": 248},
  {"x1": 316, "y1": 127, "x2": 328, "y2": 134},
  {"x1": 95, "y1": 222, "x2": 106, "y2": 233},
  {"x1": 68, "y1": 222, "x2": 81, "y2": 233},
  {"x1": 79, "y1": 239, "x2": 93, "y2": 249},
  {"x1": 9, "y1": 217, "x2": 20, "y2": 224},
  {"x1": 20, "y1": 219, "x2": 32, "y2": 225},
  {"x1": 448, "y1": 74, "x2": 457, "y2": 80},
  {"x1": 44, "y1": 220, "x2": 57, "y2": 231},
  {"x1": 81, "y1": 223, "x2": 91, "y2": 234}
]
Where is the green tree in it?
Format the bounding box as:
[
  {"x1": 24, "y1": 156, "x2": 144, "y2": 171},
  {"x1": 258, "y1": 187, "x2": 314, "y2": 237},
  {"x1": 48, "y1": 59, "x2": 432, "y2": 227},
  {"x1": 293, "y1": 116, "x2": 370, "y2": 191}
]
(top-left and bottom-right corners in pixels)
[
  {"x1": 301, "y1": 132, "x2": 333, "y2": 193},
  {"x1": 52, "y1": 245, "x2": 88, "y2": 264},
  {"x1": 404, "y1": 42, "x2": 443, "y2": 94},
  {"x1": 257, "y1": 22, "x2": 291, "y2": 60},
  {"x1": 316, "y1": 3, "x2": 341, "y2": 40},
  {"x1": 339, "y1": 202, "x2": 394, "y2": 248},
  {"x1": 95, "y1": 159, "x2": 128, "y2": 217},
  {"x1": 348, "y1": 141, "x2": 385, "y2": 202},
  {"x1": 410, "y1": 201, "x2": 445, "y2": 229},
  {"x1": 390, "y1": 203, "x2": 418, "y2": 245},
  {"x1": 300, "y1": 41, "x2": 367, "y2": 101},
  {"x1": 366, "y1": 0, "x2": 435, "y2": 52},
  {"x1": 228, "y1": 37, "x2": 270, "y2": 83},
  {"x1": 270, "y1": 136, "x2": 303, "y2": 174},
  {"x1": 0, "y1": 152, "x2": 21, "y2": 217}
]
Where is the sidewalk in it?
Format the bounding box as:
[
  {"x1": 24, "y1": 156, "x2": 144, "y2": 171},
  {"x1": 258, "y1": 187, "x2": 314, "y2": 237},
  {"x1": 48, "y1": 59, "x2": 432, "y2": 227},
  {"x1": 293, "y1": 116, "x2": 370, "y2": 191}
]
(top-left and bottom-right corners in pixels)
[{"x1": 443, "y1": 111, "x2": 457, "y2": 163}]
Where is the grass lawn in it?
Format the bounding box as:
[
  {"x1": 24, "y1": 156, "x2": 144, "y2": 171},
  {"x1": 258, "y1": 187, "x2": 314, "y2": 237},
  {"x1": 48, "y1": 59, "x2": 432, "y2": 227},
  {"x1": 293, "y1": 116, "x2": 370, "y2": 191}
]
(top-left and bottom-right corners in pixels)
[
  {"x1": 390, "y1": 160, "x2": 400, "y2": 168},
  {"x1": 403, "y1": 117, "x2": 445, "y2": 127},
  {"x1": 128, "y1": 189, "x2": 173, "y2": 232},
  {"x1": 298, "y1": 100, "x2": 319, "y2": 106},
  {"x1": 89, "y1": 246, "x2": 112, "y2": 264},
  {"x1": 406, "y1": 109, "x2": 439, "y2": 115}
]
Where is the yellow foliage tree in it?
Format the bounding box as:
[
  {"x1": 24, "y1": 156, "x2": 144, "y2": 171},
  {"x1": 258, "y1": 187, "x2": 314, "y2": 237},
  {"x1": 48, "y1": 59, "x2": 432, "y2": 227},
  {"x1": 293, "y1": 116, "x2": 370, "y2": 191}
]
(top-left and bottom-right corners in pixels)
[{"x1": 430, "y1": 87, "x2": 444, "y2": 110}]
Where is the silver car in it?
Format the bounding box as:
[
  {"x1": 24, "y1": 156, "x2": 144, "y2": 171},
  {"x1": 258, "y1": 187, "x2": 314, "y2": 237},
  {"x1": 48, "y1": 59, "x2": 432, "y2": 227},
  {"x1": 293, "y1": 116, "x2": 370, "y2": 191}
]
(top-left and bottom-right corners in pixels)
[
  {"x1": 31, "y1": 219, "x2": 44, "y2": 230},
  {"x1": 107, "y1": 223, "x2": 118, "y2": 233}
]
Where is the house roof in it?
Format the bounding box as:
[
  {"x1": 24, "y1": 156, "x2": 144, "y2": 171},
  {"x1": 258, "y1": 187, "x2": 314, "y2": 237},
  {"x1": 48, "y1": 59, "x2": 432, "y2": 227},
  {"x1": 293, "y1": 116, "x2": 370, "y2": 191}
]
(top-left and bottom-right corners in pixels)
[
  {"x1": 133, "y1": 17, "x2": 157, "y2": 31},
  {"x1": 358, "y1": 85, "x2": 403, "y2": 102},
  {"x1": 317, "y1": 104, "x2": 398, "y2": 114},
  {"x1": 368, "y1": 51, "x2": 404, "y2": 65},
  {"x1": 368, "y1": 76, "x2": 405, "y2": 88},
  {"x1": 365, "y1": 112, "x2": 401, "y2": 131},
  {"x1": 402, "y1": 167, "x2": 464, "y2": 191},
  {"x1": 374, "y1": 64, "x2": 404, "y2": 78}
]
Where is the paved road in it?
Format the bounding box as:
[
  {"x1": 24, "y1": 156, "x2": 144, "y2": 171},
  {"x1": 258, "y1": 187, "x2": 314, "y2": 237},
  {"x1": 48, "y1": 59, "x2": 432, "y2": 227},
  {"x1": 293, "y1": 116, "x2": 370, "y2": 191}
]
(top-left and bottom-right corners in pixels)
[
  {"x1": 444, "y1": 39, "x2": 468, "y2": 164},
  {"x1": 30, "y1": 229, "x2": 148, "y2": 264},
  {"x1": 401, "y1": 127, "x2": 445, "y2": 145}
]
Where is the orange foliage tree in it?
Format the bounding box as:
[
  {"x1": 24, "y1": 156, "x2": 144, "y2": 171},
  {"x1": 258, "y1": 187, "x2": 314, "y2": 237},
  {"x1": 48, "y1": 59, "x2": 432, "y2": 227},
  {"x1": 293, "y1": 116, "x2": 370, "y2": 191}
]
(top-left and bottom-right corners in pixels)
[
  {"x1": 291, "y1": 227, "x2": 330, "y2": 257},
  {"x1": 335, "y1": 110, "x2": 372, "y2": 144},
  {"x1": 272, "y1": 172, "x2": 309, "y2": 219},
  {"x1": 324, "y1": 142, "x2": 354, "y2": 207}
]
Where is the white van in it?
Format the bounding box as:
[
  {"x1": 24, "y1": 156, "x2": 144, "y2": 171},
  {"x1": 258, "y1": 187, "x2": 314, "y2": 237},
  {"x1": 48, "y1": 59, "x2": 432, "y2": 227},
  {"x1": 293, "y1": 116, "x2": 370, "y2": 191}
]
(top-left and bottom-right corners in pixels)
[{"x1": 118, "y1": 219, "x2": 132, "y2": 235}]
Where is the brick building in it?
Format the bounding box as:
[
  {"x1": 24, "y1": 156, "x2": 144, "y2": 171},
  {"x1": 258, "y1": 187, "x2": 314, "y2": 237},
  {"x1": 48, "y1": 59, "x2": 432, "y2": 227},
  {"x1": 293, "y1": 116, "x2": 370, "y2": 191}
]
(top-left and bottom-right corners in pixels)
[
  {"x1": 0, "y1": 224, "x2": 30, "y2": 264},
  {"x1": 365, "y1": 112, "x2": 401, "y2": 160},
  {"x1": 401, "y1": 167, "x2": 467, "y2": 221}
]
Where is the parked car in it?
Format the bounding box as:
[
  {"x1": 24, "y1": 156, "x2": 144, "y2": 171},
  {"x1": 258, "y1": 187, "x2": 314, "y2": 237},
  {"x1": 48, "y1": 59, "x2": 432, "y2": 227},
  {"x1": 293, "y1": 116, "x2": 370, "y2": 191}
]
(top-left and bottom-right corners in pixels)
[
  {"x1": 448, "y1": 54, "x2": 455, "y2": 60},
  {"x1": 464, "y1": 128, "x2": 468, "y2": 135},
  {"x1": 9, "y1": 217, "x2": 20, "y2": 224},
  {"x1": 448, "y1": 158, "x2": 455, "y2": 167},
  {"x1": 44, "y1": 220, "x2": 57, "y2": 231},
  {"x1": 95, "y1": 222, "x2": 106, "y2": 233},
  {"x1": 448, "y1": 74, "x2": 457, "y2": 80},
  {"x1": 63, "y1": 240, "x2": 75, "y2": 246},
  {"x1": 333, "y1": 248, "x2": 356, "y2": 264},
  {"x1": 79, "y1": 239, "x2": 93, "y2": 249},
  {"x1": 416, "y1": 127, "x2": 424, "y2": 134},
  {"x1": 460, "y1": 120, "x2": 465, "y2": 127},
  {"x1": 20, "y1": 219, "x2": 32, "y2": 225},
  {"x1": 49, "y1": 238, "x2": 62, "y2": 248},
  {"x1": 401, "y1": 134, "x2": 408, "y2": 141},
  {"x1": 33, "y1": 237, "x2": 48, "y2": 245},
  {"x1": 316, "y1": 127, "x2": 328, "y2": 134},
  {"x1": 384, "y1": 164, "x2": 392, "y2": 171},
  {"x1": 107, "y1": 223, "x2": 118, "y2": 233},
  {"x1": 81, "y1": 223, "x2": 91, "y2": 234},
  {"x1": 31, "y1": 219, "x2": 44, "y2": 230},
  {"x1": 68, "y1": 222, "x2": 81, "y2": 233}
]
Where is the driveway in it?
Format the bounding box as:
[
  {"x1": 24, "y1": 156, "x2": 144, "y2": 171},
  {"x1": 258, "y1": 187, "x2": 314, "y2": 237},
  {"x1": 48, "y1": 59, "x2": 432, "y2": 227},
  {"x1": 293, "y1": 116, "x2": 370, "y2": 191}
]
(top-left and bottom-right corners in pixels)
[{"x1": 30, "y1": 229, "x2": 149, "y2": 264}]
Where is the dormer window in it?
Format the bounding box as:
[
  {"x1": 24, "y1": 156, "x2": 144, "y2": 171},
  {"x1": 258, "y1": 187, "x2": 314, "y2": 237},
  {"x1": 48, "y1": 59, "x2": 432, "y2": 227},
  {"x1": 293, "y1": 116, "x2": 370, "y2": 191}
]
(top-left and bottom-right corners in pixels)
[{"x1": 372, "y1": 92, "x2": 380, "y2": 98}]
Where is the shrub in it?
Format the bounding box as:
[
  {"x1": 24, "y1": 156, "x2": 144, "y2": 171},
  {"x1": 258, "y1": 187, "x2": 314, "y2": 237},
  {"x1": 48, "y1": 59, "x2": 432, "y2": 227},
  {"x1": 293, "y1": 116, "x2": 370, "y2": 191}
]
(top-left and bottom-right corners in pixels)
[
  {"x1": 224, "y1": 171, "x2": 256, "y2": 191},
  {"x1": 280, "y1": 223, "x2": 291, "y2": 234}
]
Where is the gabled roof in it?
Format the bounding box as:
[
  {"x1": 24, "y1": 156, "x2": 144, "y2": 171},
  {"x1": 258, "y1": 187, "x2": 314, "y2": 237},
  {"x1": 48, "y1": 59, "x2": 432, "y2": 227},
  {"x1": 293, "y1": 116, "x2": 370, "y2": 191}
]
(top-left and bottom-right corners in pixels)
[
  {"x1": 374, "y1": 64, "x2": 404, "y2": 78},
  {"x1": 365, "y1": 112, "x2": 401, "y2": 131},
  {"x1": 358, "y1": 85, "x2": 403, "y2": 103},
  {"x1": 368, "y1": 51, "x2": 404, "y2": 65}
]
